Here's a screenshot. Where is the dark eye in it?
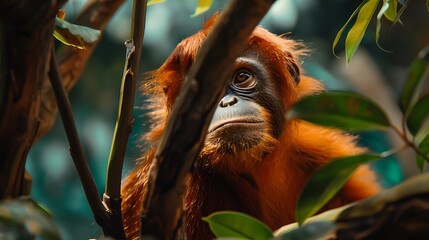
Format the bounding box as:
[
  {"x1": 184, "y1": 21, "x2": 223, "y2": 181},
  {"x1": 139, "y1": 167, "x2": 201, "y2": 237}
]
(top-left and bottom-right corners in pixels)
[{"x1": 232, "y1": 69, "x2": 256, "y2": 89}]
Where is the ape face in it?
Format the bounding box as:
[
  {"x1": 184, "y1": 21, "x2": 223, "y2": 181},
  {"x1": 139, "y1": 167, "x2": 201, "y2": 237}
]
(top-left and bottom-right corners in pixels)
[
  {"x1": 206, "y1": 53, "x2": 284, "y2": 152},
  {"x1": 198, "y1": 48, "x2": 298, "y2": 171},
  {"x1": 146, "y1": 23, "x2": 302, "y2": 171}
]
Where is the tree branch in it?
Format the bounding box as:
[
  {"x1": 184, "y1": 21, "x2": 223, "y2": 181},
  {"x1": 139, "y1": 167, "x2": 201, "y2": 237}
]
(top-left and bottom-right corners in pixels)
[
  {"x1": 48, "y1": 45, "x2": 109, "y2": 226},
  {"x1": 336, "y1": 174, "x2": 429, "y2": 239},
  {"x1": 140, "y1": 0, "x2": 275, "y2": 238}
]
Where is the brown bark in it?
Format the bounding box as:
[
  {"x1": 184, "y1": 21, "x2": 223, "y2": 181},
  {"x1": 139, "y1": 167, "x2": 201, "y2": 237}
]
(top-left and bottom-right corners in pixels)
[
  {"x1": 0, "y1": 0, "x2": 124, "y2": 198},
  {"x1": 0, "y1": 0, "x2": 62, "y2": 198},
  {"x1": 0, "y1": 1, "x2": 127, "y2": 238},
  {"x1": 337, "y1": 194, "x2": 429, "y2": 240}
]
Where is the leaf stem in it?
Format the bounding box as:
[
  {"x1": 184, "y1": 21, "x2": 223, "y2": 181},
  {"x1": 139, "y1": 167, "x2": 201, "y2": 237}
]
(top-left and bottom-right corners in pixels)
[{"x1": 391, "y1": 124, "x2": 429, "y2": 162}]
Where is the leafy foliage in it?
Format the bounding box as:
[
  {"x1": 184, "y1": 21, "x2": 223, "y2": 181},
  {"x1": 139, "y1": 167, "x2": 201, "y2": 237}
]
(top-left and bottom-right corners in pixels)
[
  {"x1": 0, "y1": 199, "x2": 60, "y2": 240},
  {"x1": 382, "y1": 0, "x2": 397, "y2": 21},
  {"x1": 203, "y1": 211, "x2": 274, "y2": 239},
  {"x1": 400, "y1": 44, "x2": 429, "y2": 171},
  {"x1": 147, "y1": 0, "x2": 213, "y2": 16},
  {"x1": 399, "y1": 45, "x2": 429, "y2": 114},
  {"x1": 345, "y1": 0, "x2": 379, "y2": 64},
  {"x1": 290, "y1": 42, "x2": 429, "y2": 223},
  {"x1": 204, "y1": 212, "x2": 338, "y2": 240},
  {"x1": 148, "y1": 0, "x2": 166, "y2": 6},
  {"x1": 333, "y1": 0, "x2": 406, "y2": 63},
  {"x1": 406, "y1": 93, "x2": 429, "y2": 136},
  {"x1": 417, "y1": 135, "x2": 429, "y2": 170},
  {"x1": 332, "y1": 0, "x2": 369, "y2": 59},
  {"x1": 286, "y1": 91, "x2": 390, "y2": 131},
  {"x1": 295, "y1": 153, "x2": 382, "y2": 225},
  {"x1": 54, "y1": 17, "x2": 101, "y2": 49},
  {"x1": 191, "y1": 0, "x2": 214, "y2": 17}
]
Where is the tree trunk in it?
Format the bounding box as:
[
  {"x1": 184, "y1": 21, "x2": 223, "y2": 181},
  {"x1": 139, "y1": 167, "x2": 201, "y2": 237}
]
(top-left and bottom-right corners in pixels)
[{"x1": 0, "y1": 0, "x2": 64, "y2": 198}]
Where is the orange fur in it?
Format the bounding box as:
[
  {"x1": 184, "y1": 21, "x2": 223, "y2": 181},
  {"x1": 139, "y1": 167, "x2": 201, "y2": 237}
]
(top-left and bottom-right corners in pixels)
[{"x1": 121, "y1": 16, "x2": 381, "y2": 240}]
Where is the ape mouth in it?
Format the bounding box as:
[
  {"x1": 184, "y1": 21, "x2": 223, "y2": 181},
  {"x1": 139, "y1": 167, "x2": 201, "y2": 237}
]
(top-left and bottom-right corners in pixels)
[{"x1": 209, "y1": 118, "x2": 264, "y2": 133}]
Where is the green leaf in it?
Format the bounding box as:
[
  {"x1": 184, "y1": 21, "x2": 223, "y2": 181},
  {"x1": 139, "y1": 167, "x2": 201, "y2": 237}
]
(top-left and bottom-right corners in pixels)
[
  {"x1": 417, "y1": 134, "x2": 429, "y2": 171},
  {"x1": 274, "y1": 221, "x2": 336, "y2": 240},
  {"x1": 345, "y1": 0, "x2": 380, "y2": 64},
  {"x1": 148, "y1": 0, "x2": 166, "y2": 6},
  {"x1": 399, "y1": 45, "x2": 429, "y2": 113},
  {"x1": 406, "y1": 93, "x2": 429, "y2": 136},
  {"x1": 427, "y1": 0, "x2": 429, "y2": 12},
  {"x1": 416, "y1": 155, "x2": 426, "y2": 172},
  {"x1": 54, "y1": 17, "x2": 101, "y2": 49},
  {"x1": 332, "y1": 0, "x2": 369, "y2": 57},
  {"x1": 0, "y1": 199, "x2": 60, "y2": 240},
  {"x1": 295, "y1": 153, "x2": 382, "y2": 225},
  {"x1": 287, "y1": 91, "x2": 390, "y2": 131},
  {"x1": 203, "y1": 211, "x2": 273, "y2": 239},
  {"x1": 383, "y1": 0, "x2": 397, "y2": 21},
  {"x1": 415, "y1": 119, "x2": 429, "y2": 146},
  {"x1": 191, "y1": 0, "x2": 213, "y2": 17}
]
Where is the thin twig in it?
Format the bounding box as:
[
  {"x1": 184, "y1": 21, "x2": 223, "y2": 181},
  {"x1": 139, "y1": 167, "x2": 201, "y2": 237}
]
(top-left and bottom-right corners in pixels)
[
  {"x1": 140, "y1": 0, "x2": 275, "y2": 238},
  {"x1": 105, "y1": 0, "x2": 147, "y2": 200},
  {"x1": 391, "y1": 124, "x2": 429, "y2": 162},
  {"x1": 102, "y1": 1, "x2": 147, "y2": 238},
  {"x1": 48, "y1": 46, "x2": 108, "y2": 226}
]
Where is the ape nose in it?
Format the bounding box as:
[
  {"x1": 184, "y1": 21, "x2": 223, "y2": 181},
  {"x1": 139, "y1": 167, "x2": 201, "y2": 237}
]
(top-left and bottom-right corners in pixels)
[{"x1": 219, "y1": 95, "x2": 238, "y2": 108}]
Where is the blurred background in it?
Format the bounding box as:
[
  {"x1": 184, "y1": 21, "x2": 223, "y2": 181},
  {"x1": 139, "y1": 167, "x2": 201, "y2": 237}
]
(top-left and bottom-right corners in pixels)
[{"x1": 25, "y1": 0, "x2": 429, "y2": 239}]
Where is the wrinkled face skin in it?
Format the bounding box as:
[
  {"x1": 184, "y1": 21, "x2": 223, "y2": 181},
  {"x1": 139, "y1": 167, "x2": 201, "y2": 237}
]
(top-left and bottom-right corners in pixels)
[{"x1": 198, "y1": 51, "x2": 290, "y2": 170}]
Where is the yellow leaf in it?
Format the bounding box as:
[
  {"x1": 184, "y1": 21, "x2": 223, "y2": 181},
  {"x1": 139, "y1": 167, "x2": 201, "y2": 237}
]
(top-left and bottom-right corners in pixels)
[
  {"x1": 332, "y1": 0, "x2": 369, "y2": 58},
  {"x1": 383, "y1": 0, "x2": 397, "y2": 21},
  {"x1": 53, "y1": 29, "x2": 85, "y2": 49},
  {"x1": 345, "y1": 0, "x2": 380, "y2": 64},
  {"x1": 148, "y1": 0, "x2": 166, "y2": 6},
  {"x1": 53, "y1": 17, "x2": 100, "y2": 49},
  {"x1": 191, "y1": 0, "x2": 213, "y2": 17}
]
